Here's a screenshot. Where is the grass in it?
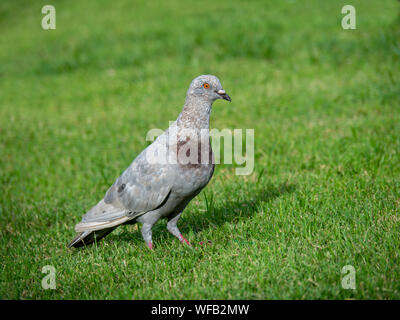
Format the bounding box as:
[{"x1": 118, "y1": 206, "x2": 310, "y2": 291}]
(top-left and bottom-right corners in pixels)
[{"x1": 1, "y1": 0, "x2": 400, "y2": 299}]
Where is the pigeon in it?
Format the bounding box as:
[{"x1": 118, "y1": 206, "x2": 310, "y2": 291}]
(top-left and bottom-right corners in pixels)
[{"x1": 68, "y1": 75, "x2": 231, "y2": 249}]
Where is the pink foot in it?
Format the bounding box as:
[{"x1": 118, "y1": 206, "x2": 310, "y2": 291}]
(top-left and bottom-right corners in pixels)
[
  {"x1": 147, "y1": 242, "x2": 154, "y2": 250},
  {"x1": 180, "y1": 237, "x2": 191, "y2": 246}
]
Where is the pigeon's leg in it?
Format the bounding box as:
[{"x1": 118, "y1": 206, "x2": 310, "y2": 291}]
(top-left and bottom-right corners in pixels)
[
  {"x1": 141, "y1": 223, "x2": 154, "y2": 249},
  {"x1": 167, "y1": 213, "x2": 190, "y2": 246}
]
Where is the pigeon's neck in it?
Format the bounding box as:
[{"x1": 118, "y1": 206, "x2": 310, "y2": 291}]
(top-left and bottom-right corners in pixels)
[{"x1": 177, "y1": 98, "x2": 212, "y2": 130}]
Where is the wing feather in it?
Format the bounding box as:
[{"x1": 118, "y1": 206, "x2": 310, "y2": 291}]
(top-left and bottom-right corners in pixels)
[
  {"x1": 76, "y1": 128, "x2": 174, "y2": 230},
  {"x1": 104, "y1": 131, "x2": 173, "y2": 215}
]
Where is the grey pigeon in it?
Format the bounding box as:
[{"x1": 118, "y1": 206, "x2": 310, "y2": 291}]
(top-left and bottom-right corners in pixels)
[{"x1": 68, "y1": 75, "x2": 231, "y2": 249}]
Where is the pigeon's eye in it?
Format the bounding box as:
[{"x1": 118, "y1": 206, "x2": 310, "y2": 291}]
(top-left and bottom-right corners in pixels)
[{"x1": 203, "y1": 83, "x2": 210, "y2": 89}]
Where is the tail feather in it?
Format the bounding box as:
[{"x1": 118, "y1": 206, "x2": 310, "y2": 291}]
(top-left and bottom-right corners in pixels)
[{"x1": 67, "y1": 227, "x2": 117, "y2": 248}]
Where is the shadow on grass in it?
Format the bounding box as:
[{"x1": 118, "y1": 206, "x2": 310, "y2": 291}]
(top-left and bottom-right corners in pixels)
[
  {"x1": 107, "y1": 181, "x2": 296, "y2": 245},
  {"x1": 180, "y1": 182, "x2": 297, "y2": 236}
]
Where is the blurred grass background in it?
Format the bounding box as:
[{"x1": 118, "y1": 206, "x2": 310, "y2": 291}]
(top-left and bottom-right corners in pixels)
[{"x1": 0, "y1": 0, "x2": 399, "y2": 299}]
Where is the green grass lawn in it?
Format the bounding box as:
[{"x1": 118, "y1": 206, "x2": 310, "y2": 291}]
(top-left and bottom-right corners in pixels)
[{"x1": 1, "y1": 0, "x2": 400, "y2": 299}]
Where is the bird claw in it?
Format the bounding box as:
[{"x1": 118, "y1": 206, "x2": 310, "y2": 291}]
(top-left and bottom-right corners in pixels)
[
  {"x1": 147, "y1": 242, "x2": 154, "y2": 250},
  {"x1": 180, "y1": 237, "x2": 191, "y2": 246}
]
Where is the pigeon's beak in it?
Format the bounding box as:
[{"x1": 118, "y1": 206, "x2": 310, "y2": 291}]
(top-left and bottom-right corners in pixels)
[{"x1": 216, "y1": 89, "x2": 231, "y2": 102}]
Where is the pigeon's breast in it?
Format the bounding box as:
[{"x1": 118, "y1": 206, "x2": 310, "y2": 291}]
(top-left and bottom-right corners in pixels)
[{"x1": 172, "y1": 136, "x2": 215, "y2": 197}]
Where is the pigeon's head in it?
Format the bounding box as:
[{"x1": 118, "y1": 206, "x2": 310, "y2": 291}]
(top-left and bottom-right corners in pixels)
[{"x1": 186, "y1": 75, "x2": 231, "y2": 104}]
